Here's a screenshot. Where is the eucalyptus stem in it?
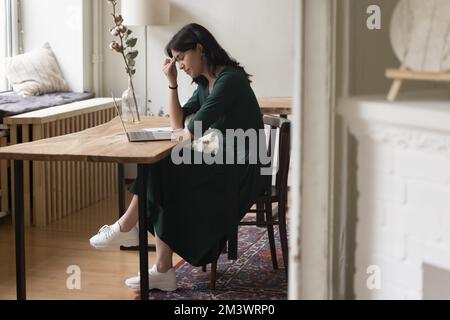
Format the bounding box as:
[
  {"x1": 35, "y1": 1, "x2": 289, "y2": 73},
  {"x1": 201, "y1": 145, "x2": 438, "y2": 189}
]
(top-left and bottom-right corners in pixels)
[{"x1": 110, "y1": 1, "x2": 141, "y2": 122}]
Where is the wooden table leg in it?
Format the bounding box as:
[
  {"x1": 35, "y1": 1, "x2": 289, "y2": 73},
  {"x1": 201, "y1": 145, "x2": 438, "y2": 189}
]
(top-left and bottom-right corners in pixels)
[
  {"x1": 138, "y1": 164, "x2": 149, "y2": 300},
  {"x1": 14, "y1": 160, "x2": 26, "y2": 300}
]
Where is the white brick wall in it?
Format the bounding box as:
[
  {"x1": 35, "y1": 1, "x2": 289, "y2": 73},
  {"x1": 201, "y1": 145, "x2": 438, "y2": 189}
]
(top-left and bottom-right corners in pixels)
[
  {"x1": 395, "y1": 149, "x2": 450, "y2": 183},
  {"x1": 338, "y1": 91, "x2": 450, "y2": 300},
  {"x1": 353, "y1": 131, "x2": 450, "y2": 299}
]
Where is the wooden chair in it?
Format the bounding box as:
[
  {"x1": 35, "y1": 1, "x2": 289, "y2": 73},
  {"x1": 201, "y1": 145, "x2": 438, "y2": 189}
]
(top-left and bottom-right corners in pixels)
[{"x1": 204, "y1": 115, "x2": 291, "y2": 290}]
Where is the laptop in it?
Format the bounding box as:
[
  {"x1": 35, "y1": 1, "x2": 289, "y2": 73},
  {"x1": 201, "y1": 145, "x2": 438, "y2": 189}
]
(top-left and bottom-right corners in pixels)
[{"x1": 112, "y1": 95, "x2": 175, "y2": 142}]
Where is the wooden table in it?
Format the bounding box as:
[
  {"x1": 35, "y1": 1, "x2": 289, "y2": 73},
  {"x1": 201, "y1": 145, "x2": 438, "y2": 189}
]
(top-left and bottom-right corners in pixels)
[
  {"x1": 257, "y1": 97, "x2": 292, "y2": 118},
  {"x1": 0, "y1": 116, "x2": 177, "y2": 300}
]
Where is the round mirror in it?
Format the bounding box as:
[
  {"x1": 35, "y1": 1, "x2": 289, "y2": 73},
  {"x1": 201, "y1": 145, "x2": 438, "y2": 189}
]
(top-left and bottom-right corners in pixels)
[{"x1": 390, "y1": 0, "x2": 450, "y2": 72}]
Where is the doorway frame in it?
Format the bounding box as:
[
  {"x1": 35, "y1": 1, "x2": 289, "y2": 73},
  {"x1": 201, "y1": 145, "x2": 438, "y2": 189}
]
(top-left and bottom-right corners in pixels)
[{"x1": 289, "y1": 0, "x2": 338, "y2": 299}]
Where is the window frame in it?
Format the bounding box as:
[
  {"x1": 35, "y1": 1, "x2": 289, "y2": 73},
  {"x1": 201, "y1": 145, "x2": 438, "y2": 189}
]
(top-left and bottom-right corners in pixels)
[{"x1": 1, "y1": 0, "x2": 20, "y2": 93}]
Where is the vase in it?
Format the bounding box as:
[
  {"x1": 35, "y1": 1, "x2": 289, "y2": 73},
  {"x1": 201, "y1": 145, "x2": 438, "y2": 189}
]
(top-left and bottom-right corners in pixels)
[{"x1": 121, "y1": 77, "x2": 140, "y2": 123}]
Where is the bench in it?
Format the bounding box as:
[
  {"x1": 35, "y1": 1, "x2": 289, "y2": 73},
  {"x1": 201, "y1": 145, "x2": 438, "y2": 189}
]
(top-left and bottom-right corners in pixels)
[{"x1": 0, "y1": 98, "x2": 118, "y2": 226}]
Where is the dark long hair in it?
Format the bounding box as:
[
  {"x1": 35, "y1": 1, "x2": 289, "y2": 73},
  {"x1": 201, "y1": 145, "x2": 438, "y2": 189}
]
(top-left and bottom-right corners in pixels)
[{"x1": 165, "y1": 23, "x2": 252, "y2": 85}]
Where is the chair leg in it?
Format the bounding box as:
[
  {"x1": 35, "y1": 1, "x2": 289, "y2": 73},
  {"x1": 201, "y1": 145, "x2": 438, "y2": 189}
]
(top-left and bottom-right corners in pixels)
[
  {"x1": 210, "y1": 260, "x2": 217, "y2": 290},
  {"x1": 265, "y1": 201, "x2": 278, "y2": 270},
  {"x1": 278, "y1": 199, "x2": 289, "y2": 274},
  {"x1": 256, "y1": 200, "x2": 265, "y2": 227},
  {"x1": 209, "y1": 239, "x2": 227, "y2": 289}
]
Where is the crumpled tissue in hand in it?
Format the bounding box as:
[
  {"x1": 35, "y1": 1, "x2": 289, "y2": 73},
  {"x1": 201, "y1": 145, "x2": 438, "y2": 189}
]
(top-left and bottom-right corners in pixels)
[{"x1": 191, "y1": 131, "x2": 220, "y2": 155}]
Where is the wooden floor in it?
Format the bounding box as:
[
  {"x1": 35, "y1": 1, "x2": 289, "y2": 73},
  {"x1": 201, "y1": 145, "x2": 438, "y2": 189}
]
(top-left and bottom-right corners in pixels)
[{"x1": 0, "y1": 191, "x2": 183, "y2": 300}]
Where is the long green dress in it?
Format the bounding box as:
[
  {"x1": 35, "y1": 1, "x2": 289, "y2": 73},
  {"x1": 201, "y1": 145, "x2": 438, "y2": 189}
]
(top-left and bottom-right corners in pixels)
[{"x1": 129, "y1": 66, "x2": 271, "y2": 266}]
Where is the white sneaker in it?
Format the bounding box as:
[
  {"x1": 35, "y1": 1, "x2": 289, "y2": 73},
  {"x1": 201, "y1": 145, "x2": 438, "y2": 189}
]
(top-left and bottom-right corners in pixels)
[
  {"x1": 89, "y1": 222, "x2": 139, "y2": 250},
  {"x1": 125, "y1": 264, "x2": 177, "y2": 291}
]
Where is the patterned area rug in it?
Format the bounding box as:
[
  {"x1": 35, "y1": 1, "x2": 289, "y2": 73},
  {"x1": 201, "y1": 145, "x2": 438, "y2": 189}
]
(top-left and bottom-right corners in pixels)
[{"x1": 140, "y1": 224, "x2": 288, "y2": 300}]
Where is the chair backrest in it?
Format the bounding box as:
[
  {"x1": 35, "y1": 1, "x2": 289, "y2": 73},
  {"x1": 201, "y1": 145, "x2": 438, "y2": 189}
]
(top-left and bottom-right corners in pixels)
[{"x1": 263, "y1": 115, "x2": 291, "y2": 199}]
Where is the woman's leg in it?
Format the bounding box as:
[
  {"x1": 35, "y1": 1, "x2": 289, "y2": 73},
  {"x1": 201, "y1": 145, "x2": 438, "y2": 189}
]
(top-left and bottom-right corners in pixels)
[
  {"x1": 117, "y1": 194, "x2": 139, "y2": 232},
  {"x1": 118, "y1": 194, "x2": 174, "y2": 272},
  {"x1": 155, "y1": 233, "x2": 174, "y2": 273}
]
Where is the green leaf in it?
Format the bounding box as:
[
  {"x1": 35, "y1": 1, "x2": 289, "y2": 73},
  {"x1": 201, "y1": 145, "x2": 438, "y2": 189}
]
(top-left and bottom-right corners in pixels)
[
  {"x1": 126, "y1": 37, "x2": 137, "y2": 47},
  {"x1": 127, "y1": 29, "x2": 133, "y2": 35},
  {"x1": 131, "y1": 69, "x2": 136, "y2": 75},
  {"x1": 128, "y1": 59, "x2": 136, "y2": 67},
  {"x1": 126, "y1": 51, "x2": 138, "y2": 60}
]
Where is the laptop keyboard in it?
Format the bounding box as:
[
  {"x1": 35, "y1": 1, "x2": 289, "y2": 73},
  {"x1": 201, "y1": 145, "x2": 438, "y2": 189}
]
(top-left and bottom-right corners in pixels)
[{"x1": 128, "y1": 131, "x2": 173, "y2": 141}]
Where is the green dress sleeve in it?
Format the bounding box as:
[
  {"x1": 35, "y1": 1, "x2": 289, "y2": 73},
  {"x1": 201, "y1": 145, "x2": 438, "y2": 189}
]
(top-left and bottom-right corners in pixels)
[
  {"x1": 186, "y1": 73, "x2": 238, "y2": 135},
  {"x1": 182, "y1": 88, "x2": 200, "y2": 124}
]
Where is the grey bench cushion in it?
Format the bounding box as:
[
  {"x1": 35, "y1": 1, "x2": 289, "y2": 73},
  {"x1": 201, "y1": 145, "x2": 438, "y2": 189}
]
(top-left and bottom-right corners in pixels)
[{"x1": 0, "y1": 91, "x2": 95, "y2": 120}]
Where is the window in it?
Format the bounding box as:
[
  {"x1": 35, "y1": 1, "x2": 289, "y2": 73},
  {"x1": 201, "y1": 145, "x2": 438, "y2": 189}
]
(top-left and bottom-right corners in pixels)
[
  {"x1": 0, "y1": 0, "x2": 7, "y2": 91},
  {"x1": 0, "y1": 0, "x2": 19, "y2": 93}
]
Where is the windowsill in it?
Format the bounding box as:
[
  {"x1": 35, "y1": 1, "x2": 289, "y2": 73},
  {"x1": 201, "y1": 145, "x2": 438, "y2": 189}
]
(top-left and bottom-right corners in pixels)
[{"x1": 0, "y1": 90, "x2": 14, "y2": 96}]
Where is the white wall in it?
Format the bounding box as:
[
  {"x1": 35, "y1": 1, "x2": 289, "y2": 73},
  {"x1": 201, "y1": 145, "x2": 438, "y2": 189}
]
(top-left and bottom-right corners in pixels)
[
  {"x1": 21, "y1": 0, "x2": 89, "y2": 92},
  {"x1": 103, "y1": 0, "x2": 296, "y2": 115}
]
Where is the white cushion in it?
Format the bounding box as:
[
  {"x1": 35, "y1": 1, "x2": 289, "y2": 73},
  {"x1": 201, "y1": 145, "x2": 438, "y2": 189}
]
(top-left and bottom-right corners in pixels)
[{"x1": 5, "y1": 43, "x2": 70, "y2": 96}]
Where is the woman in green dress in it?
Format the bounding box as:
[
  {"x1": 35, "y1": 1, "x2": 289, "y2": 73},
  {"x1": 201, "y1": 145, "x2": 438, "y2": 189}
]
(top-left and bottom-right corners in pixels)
[{"x1": 90, "y1": 23, "x2": 270, "y2": 291}]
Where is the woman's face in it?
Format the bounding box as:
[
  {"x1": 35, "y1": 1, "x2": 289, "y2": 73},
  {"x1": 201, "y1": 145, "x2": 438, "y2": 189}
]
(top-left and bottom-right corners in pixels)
[{"x1": 171, "y1": 45, "x2": 205, "y2": 79}]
